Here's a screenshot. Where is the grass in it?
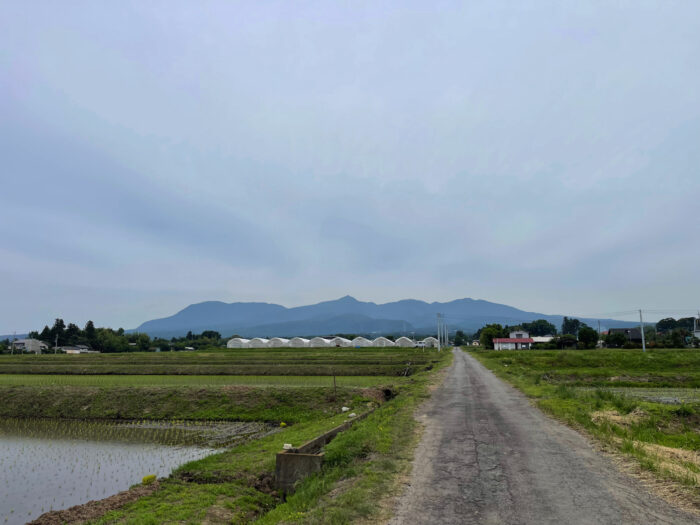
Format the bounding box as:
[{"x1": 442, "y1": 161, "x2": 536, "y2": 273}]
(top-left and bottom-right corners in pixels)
[
  {"x1": 0, "y1": 347, "x2": 438, "y2": 376},
  {"x1": 0, "y1": 374, "x2": 398, "y2": 388},
  {"x1": 466, "y1": 347, "x2": 700, "y2": 498},
  {"x1": 88, "y1": 349, "x2": 454, "y2": 524}
]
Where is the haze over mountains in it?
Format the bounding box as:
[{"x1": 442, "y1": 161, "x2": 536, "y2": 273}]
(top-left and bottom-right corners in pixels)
[{"x1": 134, "y1": 296, "x2": 636, "y2": 338}]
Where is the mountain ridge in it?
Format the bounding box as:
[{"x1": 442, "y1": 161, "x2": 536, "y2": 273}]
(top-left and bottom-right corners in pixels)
[{"x1": 133, "y1": 296, "x2": 638, "y2": 338}]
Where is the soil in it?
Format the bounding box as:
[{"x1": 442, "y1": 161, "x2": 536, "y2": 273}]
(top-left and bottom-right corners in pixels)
[{"x1": 28, "y1": 481, "x2": 160, "y2": 525}]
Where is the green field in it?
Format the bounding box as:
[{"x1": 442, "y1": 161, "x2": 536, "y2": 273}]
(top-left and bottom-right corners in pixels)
[
  {"x1": 0, "y1": 374, "x2": 398, "y2": 387},
  {"x1": 1, "y1": 347, "x2": 454, "y2": 524},
  {"x1": 0, "y1": 347, "x2": 437, "y2": 376},
  {"x1": 467, "y1": 347, "x2": 700, "y2": 500}
]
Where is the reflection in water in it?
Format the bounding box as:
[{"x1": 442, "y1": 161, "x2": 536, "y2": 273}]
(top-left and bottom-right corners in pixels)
[{"x1": 0, "y1": 418, "x2": 269, "y2": 525}]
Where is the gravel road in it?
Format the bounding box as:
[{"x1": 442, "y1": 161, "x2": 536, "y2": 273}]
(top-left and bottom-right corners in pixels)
[{"x1": 389, "y1": 348, "x2": 698, "y2": 525}]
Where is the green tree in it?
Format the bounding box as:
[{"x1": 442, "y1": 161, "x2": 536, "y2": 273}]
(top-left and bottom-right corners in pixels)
[
  {"x1": 39, "y1": 325, "x2": 51, "y2": 343},
  {"x1": 656, "y1": 318, "x2": 677, "y2": 333},
  {"x1": 453, "y1": 330, "x2": 467, "y2": 346},
  {"x1": 561, "y1": 317, "x2": 581, "y2": 336},
  {"x1": 84, "y1": 320, "x2": 97, "y2": 344},
  {"x1": 578, "y1": 325, "x2": 598, "y2": 348},
  {"x1": 480, "y1": 324, "x2": 505, "y2": 349},
  {"x1": 50, "y1": 318, "x2": 66, "y2": 346},
  {"x1": 65, "y1": 323, "x2": 81, "y2": 344},
  {"x1": 605, "y1": 332, "x2": 627, "y2": 348},
  {"x1": 522, "y1": 319, "x2": 557, "y2": 336}
]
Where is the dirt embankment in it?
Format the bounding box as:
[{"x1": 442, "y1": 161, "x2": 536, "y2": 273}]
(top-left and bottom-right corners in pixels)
[{"x1": 29, "y1": 482, "x2": 160, "y2": 525}]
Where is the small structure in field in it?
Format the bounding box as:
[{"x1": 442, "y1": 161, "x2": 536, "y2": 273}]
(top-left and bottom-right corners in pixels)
[
  {"x1": 268, "y1": 337, "x2": 290, "y2": 347},
  {"x1": 493, "y1": 331, "x2": 534, "y2": 350},
  {"x1": 351, "y1": 336, "x2": 373, "y2": 347},
  {"x1": 422, "y1": 336, "x2": 438, "y2": 348},
  {"x1": 330, "y1": 337, "x2": 352, "y2": 347},
  {"x1": 63, "y1": 345, "x2": 99, "y2": 354},
  {"x1": 372, "y1": 336, "x2": 396, "y2": 347},
  {"x1": 289, "y1": 337, "x2": 310, "y2": 347},
  {"x1": 472, "y1": 340, "x2": 480, "y2": 346},
  {"x1": 227, "y1": 338, "x2": 250, "y2": 349},
  {"x1": 249, "y1": 338, "x2": 270, "y2": 348},
  {"x1": 394, "y1": 336, "x2": 414, "y2": 347},
  {"x1": 309, "y1": 337, "x2": 332, "y2": 347},
  {"x1": 531, "y1": 336, "x2": 554, "y2": 344}
]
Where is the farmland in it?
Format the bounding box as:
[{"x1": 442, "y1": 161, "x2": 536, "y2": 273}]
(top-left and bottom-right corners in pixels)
[
  {"x1": 467, "y1": 348, "x2": 700, "y2": 499},
  {"x1": 0, "y1": 346, "x2": 451, "y2": 524}
]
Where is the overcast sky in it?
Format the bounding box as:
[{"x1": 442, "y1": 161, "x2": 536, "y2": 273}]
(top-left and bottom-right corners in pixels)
[{"x1": 1, "y1": 1, "x2": 699, "y2": 332}]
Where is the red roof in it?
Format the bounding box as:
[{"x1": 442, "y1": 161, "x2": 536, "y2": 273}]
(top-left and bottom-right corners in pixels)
[{"x1": 493, "y1": 338, "x2": 534, "y2": 343}]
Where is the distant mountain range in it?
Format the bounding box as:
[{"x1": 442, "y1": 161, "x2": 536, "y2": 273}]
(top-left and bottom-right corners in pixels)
[{"x1": 133, "y1": 296, "x2": 638, "y2": 339}]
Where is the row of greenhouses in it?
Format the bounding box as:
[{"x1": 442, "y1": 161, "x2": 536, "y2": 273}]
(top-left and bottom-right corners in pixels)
[{"x1": 226, "y1": 336, "x2": 439, "y2": 349}]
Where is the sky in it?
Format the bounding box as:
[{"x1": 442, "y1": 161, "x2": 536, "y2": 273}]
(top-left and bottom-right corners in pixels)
[{"x1": 1, "y1": 1, "x2": 699, "y2": 333}]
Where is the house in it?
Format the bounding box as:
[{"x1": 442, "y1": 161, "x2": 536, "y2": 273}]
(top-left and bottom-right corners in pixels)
[
  {"x1": 12, "y1": 338, "x2": 48, "y2": 354},
  {"x1": 531, "y1": 336, "x2": 554, "y2": 344},
  {"x1": 227, "y1": 338, "x2": 251, "y2": 349},
  {"x1": 493, "y1": 331, "x2": 534, "y2": 350},
  {"x1": 608, "y1": 328, "x2": 642, "y2": 343},
  {"x1": 63, "y1": 345, "x2": 98, "y2": 354},
  {"x1": 693, "y1": 318, "x2": 700, "y2": 340},
  {"x1": 394, "y1": 336, "x2": 414, "y2": 347},
  {"x1": 422, "y1": 337, "x2": 438, "y2": 348}
]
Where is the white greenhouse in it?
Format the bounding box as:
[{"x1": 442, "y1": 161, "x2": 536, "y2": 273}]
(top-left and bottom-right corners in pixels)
[
  {"x1": 330, "y1": 337, "x2": 352, "y2": 347},
  {"x1": 394, "y1": 336, "x2": 414, "y2": 347},
  {"x1": 421, "y1": 337, "x2": 439, "y2": 348},
  {"x1": 289, "y1": 337, "x2": 310, "y2": 348},
  {"x1": 249, "y1": 338, "x2": 270, "y2": 348},
  {"x1": 351, "y1": 337, "x2": 373, "y2": 347},
  {"x1": 226, "y1": 338, "x2": 250, "y2": 349},
  {"x1": 268, "y1": 337, "x2": 290, "y2": 347},
  {"x1": 372, "y1": 337, "x2": 396, "y2": 347},
  {"x1": 309, "y1": 337, "x2": 332, "y2": 347}
]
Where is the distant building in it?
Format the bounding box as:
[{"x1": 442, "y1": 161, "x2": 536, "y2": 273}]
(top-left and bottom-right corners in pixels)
[
  {"x1": 372, "y1": 337, "x2": 396, "y2": 347},
  {"x1": 531, "y1": 336, "x2": 554, "y2": 344},
  {"x1": 289, "y1": 337, "x2": 310, "y2": 347},
  {"x1": 63, "y1": 345, "x2": 98, "y2": 354},
  {"x1": 268, "y1": 337, "x2": 290, "y2": 347},
  {"x1": 394, "y1": 336, "x2": 414, "y2": 347},
  {"x1": 694, "y1": 318, "x2": 700, "y2": 340},
  {"x1": 330, "y1": 337, "x2": 352, "y2": 347},
  {"x1": 422, "y1": 337, "x2": 439, "y2": 348},
  {"x1": 493, "y1": 331, "x2": 534, "y2": 350},
  {"x1": 227, "y1": 338, "x2": 251, "y2": 349},
  {"x1": 608, "y1": 327, "x2": 642, "y2": 343},
  {"x1": 12, "y1": 338, "x2": 48, "y2": 354},
  {"x1": 351, "y1": 337, "x2": 373, "y2": 347}
]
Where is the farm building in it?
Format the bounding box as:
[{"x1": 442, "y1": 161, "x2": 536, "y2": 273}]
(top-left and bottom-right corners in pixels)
[
  {"x1": 351, "y1": 336, "x2": 373, "y2": 347},
  {"x1": 249, "y1": 338, "x2": 270, "y2": 348},
  {"x1": 394, "y1": 336, "x2": 414, "y2": 347},
  {"x1": 309, "y1": 337, "x2": 332, "y2": 347},
  {"x1": 330, "y1": 337, "x2": 352, "y2": 347},
  {"x1": 422, "y1": 337, "x2": 438, "y2": 348},
  {"x1": 493, "y1": 331, "x2": 534, "y2": 350},
  {"x1": 289, "y1": 337, "x2": 310, "y2": 347},
  {"x1": 268, "y1": 337, "x2": 290, "y2": 347},
  {"x1": 226, "y1": 338, "x2": 250, "y2": 349},
  {"x1": 531, "y1": 336, "x2": 554, "y2": 344},
  {"x1": 11, "y1": 338, "x2": 48, "y2": 354},
  {"x1": 372, "y1": 337, "x2": 396, "y2": 347}
]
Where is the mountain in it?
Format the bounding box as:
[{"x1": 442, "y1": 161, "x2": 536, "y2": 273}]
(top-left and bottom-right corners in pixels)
[{"x1": 133, "y1": 296, "x2": 638, "y2": 338}]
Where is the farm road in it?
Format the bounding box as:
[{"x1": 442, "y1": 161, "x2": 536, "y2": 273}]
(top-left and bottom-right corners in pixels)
[{"x1": 389, "y1": 348, "x2": 697, "y2": 525}]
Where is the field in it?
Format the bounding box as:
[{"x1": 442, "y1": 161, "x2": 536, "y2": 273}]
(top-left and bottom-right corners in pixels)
[
  {"x1": 467, "y1": 348, "x2": 700, "y2": 499},
  {"x1": 0, "y1": 374, "x2": 395, "y2": 387},
  {"x1": 0, "y1": 347, "x2": 437, "y2": 376},
  {"x1": 0, "y1": 347, "x2": 452, "y2": 524}
]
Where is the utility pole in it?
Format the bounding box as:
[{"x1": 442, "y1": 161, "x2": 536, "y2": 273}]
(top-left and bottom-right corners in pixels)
[
  {"x1": 55, "y1": 333, "x2": 58, "y2": 354},
  {"x1": 639, "y1": 309, "x2": 646, "y2": 353},
  {"x1": 436, "y1": 314, "x2": 442, "y2": 352}
]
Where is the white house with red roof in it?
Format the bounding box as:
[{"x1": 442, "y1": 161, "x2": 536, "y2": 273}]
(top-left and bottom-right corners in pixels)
[{"x1": 493, "y1": 330, "x2": 534, "y2": 350}]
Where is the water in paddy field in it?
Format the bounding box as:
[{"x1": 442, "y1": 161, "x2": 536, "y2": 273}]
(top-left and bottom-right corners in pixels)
[{"x1": 0, "y1": 418, "x2": 269, "y2": 525}]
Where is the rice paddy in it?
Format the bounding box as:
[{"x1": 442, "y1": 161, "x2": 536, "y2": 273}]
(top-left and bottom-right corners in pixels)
[
  {"x1": 0, "y1": 374, "x2": 398, "y2": 387},
  {"x1": 0, "y1": 418, "x2": 229, "y2": 525}
]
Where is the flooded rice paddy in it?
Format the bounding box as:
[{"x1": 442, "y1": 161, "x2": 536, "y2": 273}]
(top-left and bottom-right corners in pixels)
[{"x1": 0, "y1": 418, "x2": 271, "y2": 525}]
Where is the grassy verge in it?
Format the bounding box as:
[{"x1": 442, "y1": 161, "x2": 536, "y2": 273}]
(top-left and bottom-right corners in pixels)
[
  {"x1": 466, "y1": 348, "x2": 700, "y2": 501},
  {"x1": 89, "y1": 349, "x2": 453, "y2": 524}
]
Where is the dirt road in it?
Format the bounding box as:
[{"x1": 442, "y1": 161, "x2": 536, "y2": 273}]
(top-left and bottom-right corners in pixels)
[{"x1": 389, "y1": 348, "x2": 697, "y2": 525}]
